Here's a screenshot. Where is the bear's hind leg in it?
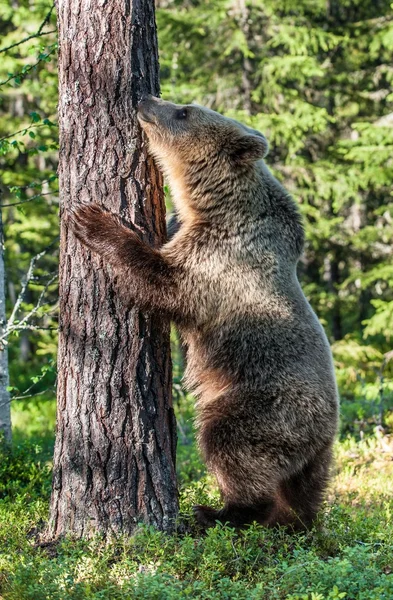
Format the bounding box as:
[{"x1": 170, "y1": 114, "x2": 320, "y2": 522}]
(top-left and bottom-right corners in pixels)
[
  {"x1": 280, "y1": 443, "x2": 333, "y2": 529},
  {"x1": 192, "y1": 446, "x2": 333, "y2": 531}
]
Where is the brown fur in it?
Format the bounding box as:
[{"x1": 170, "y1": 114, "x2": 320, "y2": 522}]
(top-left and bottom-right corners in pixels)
[{"x1": 69, "y1": 96, "x2": 339, "y2": 530}]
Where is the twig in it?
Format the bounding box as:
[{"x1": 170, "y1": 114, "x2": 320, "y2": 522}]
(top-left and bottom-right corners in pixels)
[
  {"x1": 0, "y1": 31, "x2": 56, "y2": 55},
  {"x1": 1, "y1": 239, "x2": 59, "y2": 348},
  {"x1": 7, "y1": 324, "x2": 58, "y2": 333},
  {"x1": 0, "y1": 122, "x2": 52, "y2": 143},
  {"x1": 13, "y1": 369, "x2": 49, "y2": 398},
  {"x1": 7, "y1": 248, "x2": 50, "y2": 330},
  {"x1": 0, "y1": 45, "x2": 56, "y2": 87},
  {"x1": 6, "y1": 274, "x2": 58, "y2": 337},
  {"x1": 11, "y1": 387, "x2": 55, "y2": 401},
  {"x1": 0, "y1": 191, "x2": 58, "y2": 208},
  {"x1": 0, "y1": 386, "x2": 56, "y2": 408},
  {"x1": 0, "y1": 4, "x2": 55, "y2": 55},
  {"x1": 349, "y1": 14, "x2": 393, "y2": 28},
  {"x1": 7, "y1": 177, "x2": 58, "y2": 192}
]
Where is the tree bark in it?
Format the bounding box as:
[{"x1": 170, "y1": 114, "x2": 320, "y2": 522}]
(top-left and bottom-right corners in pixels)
[
  {"x1": 49, "y1": 0, "x2": 178, "y2": 538},
  {"x1": 0, "y1": 208, "x2": 11, "y2": 444}
]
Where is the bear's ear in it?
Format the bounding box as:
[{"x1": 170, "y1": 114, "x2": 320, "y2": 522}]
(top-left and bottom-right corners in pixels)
[{"x1": 231, "y1": 132, "x2": 269, "y2": 163}]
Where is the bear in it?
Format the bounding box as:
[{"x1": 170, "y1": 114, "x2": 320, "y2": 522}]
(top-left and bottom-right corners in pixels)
[{"x1": 70, "y1": 95, "x2": 339, "y2": 530}]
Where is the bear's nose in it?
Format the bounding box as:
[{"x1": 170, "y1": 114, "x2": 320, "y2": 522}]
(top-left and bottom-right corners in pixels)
[
  {"x1": 139, "y1": 94, "x2": 162, "y2": 104},
  {"x1": 139, "y1": 93, "x2": 153, "y2": 103},
  {"x1": 137, "y1": 97, "x2": 157, "y2": 124}
]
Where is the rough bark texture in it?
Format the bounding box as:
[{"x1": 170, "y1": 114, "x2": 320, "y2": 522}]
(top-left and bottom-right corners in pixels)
[
  {"x1": 0, "y1": 209, "x2": 11, "y2": 443},
  {"x1": 49, "y1": 0, "x2": 178, "y2": 538}
]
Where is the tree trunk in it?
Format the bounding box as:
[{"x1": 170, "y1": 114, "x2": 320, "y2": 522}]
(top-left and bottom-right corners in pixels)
[
  {"x1": 328, "y1": 252, "x2": 343, "y2": 341},
  {"x1": 49, "y1": 0, "x2": 178, "y2": 538},
  {"x1": 233, "y1": 0, "x2": 253, "y2": 115},
  {"x1": 0, "y1": 208, "x2": 11, "y2": 444}
]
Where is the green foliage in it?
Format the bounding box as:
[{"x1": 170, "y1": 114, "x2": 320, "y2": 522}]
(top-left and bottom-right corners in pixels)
[
  {"x1": 1, "y1": 0, "x2": 392, "y2": 431},
  {"x1": 0, "y1": 0, "x2": 59, "y2": 404},
  {"x1": 1, "y1": 421, "x2": 393, "y2": 599},
  {"x1": 0, "y1": 439, "x2": 51, "y2": 500}
]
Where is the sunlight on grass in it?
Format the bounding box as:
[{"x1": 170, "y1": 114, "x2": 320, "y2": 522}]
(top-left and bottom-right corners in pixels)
[
  {"x1": 1, "y1": 396, "x2": 393, "y2": 599},
  {"x1": 333, "y1": 436, "x2": 393, "y2": 504}
]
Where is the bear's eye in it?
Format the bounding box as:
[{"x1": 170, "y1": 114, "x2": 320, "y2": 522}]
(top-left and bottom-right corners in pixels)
[{"x1": 176, "y1": 108, "x2": 188, "y2": 120}]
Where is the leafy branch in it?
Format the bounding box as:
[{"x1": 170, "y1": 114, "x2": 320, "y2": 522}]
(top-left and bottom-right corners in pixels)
[
  {"x1": 0, "y1": 44, "x2": 57, "y2": 87},
  {"x1": 0, "y1": 4, "x2": 56, "y2": 55},
  {"x1": 0, "y1": 117, "x2": 56, "y2": 143},
  {"x1": 0, "y1": 364, "x2": 56, "y2": 407}
]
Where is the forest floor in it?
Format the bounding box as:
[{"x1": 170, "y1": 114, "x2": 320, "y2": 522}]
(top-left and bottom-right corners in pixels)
[{"x1": 0, "y1": 399, "x2": 392, "y2": 600}]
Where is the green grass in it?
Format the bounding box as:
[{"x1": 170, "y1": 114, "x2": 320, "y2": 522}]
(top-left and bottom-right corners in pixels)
[{"x1": 1, "y1": 399, "x2": 392, "y2": 599}]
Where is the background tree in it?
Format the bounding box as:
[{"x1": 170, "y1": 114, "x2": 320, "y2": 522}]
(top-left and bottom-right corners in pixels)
[
  {"x1": 1, "y1": 0, "x2": 392, "y2": 446},
  {"x1": 0, "y1": 209, "x2": 10, "y2": 442},
  {"x1": 48, "y1": 0, "x2": 178, "y2": 538}
]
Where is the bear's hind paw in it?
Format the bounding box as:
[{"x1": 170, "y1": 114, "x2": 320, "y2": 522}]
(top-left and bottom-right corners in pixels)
[{"x1": 193, "y1": 504, "x2": 223, "y2": 528}]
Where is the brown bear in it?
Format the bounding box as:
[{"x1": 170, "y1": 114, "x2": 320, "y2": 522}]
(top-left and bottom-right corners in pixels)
[{"x1": 70, "y1": 95, "x2": 339, "y2": 530}]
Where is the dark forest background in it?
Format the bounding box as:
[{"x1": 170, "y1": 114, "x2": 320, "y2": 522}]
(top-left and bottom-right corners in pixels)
[
  {"x1": 1, "y1": 2, "x2": 393, "y2": 599},
  {"x1": 1, "y1": 0, "x2": 392, "y2": 440}
]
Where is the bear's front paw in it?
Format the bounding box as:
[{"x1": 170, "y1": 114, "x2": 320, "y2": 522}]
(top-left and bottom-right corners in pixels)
[{"x1": 69, "y1": 204, "x2": 126, "y2": 257}]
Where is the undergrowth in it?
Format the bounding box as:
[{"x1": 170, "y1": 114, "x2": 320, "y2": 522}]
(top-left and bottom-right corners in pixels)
[{"x1": 0, "y1": 399, "x2": 392, "y2": 599}]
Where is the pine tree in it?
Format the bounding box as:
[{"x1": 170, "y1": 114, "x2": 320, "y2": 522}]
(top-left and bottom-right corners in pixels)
[{"x1": 49, "y1": 0, "x2": 178, "y2": 538}]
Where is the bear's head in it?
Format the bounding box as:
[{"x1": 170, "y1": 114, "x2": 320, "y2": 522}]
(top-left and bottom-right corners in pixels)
[
  {"x1": 138, "y1": 95, "x2": 268, "y2": 168},
  {"x1": 137, "y1": 96, "x2": 269, "y2": 221}
]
